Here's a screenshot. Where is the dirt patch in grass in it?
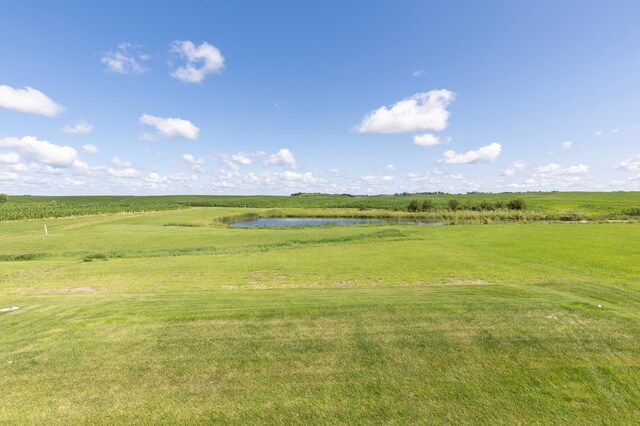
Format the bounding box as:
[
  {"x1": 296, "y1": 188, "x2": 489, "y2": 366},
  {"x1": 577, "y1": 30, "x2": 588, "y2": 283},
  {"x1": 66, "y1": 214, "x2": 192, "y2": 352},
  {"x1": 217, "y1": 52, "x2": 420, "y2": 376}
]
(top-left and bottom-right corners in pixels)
[
  {"x1": 67, "y1": 287, "x2": 96, "y2": 293},
  {"x1": 19, "y1": 287, "x2": 97, "y2": 294},
  {"x1": 245, "y1": 270, "x2": 290, "y2": 286}
]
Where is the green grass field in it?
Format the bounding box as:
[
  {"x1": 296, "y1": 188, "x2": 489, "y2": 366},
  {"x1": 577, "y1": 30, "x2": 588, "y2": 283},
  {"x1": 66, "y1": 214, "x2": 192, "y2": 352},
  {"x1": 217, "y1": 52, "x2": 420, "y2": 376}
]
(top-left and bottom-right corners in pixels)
[{"x1": 1, "y1": 202, "x2": 639, "y2": 424}]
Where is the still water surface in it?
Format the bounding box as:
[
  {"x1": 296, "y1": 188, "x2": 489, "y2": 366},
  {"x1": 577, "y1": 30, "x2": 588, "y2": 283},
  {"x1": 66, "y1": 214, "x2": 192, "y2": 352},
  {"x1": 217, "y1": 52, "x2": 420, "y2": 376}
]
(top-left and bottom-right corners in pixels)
[{"x1": 230, "y1": 218, "x2": 443, "y2": 227}]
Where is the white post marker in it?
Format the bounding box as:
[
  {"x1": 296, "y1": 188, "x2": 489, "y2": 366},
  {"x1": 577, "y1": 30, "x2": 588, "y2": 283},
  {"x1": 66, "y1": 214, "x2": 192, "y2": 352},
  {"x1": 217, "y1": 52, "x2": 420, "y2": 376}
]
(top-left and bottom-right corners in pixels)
[{"x1": 44, "y1": 224, "x2": 48, "y2": 236}]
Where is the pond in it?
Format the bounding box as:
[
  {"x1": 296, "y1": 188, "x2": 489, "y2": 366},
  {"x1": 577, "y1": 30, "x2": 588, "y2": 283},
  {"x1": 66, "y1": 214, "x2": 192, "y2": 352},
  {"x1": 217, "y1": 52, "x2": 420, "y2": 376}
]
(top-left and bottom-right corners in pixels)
[{"x1": 230, "y1": 218, "x2": 444, "y2": 227}]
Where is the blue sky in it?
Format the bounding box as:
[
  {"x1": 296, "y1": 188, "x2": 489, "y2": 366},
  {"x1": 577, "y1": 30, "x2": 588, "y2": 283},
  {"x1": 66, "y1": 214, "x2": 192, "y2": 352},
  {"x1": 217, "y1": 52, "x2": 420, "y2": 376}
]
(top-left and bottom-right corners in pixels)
[{"x1": 1, "y1": 0, "x2": 639, "y2": 195}]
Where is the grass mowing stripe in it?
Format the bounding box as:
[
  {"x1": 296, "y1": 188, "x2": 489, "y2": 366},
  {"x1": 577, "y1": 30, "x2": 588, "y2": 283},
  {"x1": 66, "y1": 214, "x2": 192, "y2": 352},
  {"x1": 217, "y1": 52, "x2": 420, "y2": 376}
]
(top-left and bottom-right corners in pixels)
[{"x1": 2, "y1": 287, "x2": 639, "y2": 424}]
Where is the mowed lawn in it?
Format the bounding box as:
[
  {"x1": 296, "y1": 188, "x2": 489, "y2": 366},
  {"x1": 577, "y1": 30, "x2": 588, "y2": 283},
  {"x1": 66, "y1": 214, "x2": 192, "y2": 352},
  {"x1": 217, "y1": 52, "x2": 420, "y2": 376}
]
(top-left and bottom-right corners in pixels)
[{"x1": 1, "y1": 208, "x2": 639, "y2": 424}]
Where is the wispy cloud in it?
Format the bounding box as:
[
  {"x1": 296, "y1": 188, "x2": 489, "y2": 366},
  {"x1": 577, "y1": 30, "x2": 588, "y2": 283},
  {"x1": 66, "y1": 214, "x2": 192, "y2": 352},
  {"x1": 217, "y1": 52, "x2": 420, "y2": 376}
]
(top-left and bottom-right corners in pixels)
[
  {"x1": 360, "y1": 175, "x2": 394, "y2": 184},
  {"x1": 534, "y1": 163, "x2": 588, "y2": 176},
  {"x1": 101, "y1": 42, "x2": 149, "y2": 75},
  {"x1": 617, "y1": 154, "x2": 640, "y2": 171},
  {"x1": 181, "y1": 153, "x2": 204, "y2": 165},
  {"x1": 82, "y1": 144, "x2": 98, "y2": 154},
  {"x1": 61, "y1": 121, "x2": 93, "y2": 135},
  {"x1": 111, "y1": 157, "x2": 131, "y2": 167},
  {"x1": 503, "y1": 160, "x2": 526, "y2": 176},
  {"x1": 107, "y1": 167, "x2": 140, "y2": 178},
  {"x1": 170, "y1": 41, "x2": 225, "y2": 83}
]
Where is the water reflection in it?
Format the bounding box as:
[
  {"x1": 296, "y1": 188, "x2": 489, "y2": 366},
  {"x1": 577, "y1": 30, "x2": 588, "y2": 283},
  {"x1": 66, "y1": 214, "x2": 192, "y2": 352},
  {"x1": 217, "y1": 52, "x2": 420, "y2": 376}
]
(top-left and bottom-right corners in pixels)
[{"x1": 230, "y1": 218, "x2": 443, "y2": 227}]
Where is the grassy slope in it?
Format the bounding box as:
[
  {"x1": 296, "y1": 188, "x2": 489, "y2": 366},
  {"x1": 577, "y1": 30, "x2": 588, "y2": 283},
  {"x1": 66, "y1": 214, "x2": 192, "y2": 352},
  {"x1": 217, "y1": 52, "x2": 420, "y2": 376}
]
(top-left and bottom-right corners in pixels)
[{"x1": 1, "y1": 207, "x2": 639, "y2": 424}]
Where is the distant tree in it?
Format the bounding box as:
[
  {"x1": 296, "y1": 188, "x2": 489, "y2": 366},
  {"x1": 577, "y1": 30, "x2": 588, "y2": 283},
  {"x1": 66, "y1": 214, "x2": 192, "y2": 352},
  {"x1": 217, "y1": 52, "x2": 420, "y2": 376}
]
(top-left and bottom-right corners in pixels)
[
  {"x1": 448, "y1": 199, "x2": 460, "y2": 211},
  {"x1": 0, "y1": 193, "x2": 7, "y2": 203}
]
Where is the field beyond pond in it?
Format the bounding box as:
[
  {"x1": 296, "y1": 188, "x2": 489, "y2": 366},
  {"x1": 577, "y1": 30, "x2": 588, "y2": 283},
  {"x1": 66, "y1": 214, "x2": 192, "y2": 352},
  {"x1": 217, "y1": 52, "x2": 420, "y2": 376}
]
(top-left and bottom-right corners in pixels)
[
  {"x1": 1, "y1": 200, "x2": 639, "y2": 424},
  {"x1": 2, "y1": 191, "x2": 639, "y2": 221}
]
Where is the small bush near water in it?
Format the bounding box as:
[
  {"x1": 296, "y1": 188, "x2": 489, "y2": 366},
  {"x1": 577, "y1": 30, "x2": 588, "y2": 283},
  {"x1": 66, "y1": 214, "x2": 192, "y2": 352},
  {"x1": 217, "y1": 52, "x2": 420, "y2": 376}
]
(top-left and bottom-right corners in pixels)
[
  {"x1": 621, "y1": 208, "x2": 640, "y2": 216},
  {"x1": 448, "y1": 199, "x2": 461, "y2": 211},
  {"x1": 507, "y1": 198, "x2": 526, "y2": 210},
  {"x1": 83, "y1": 253, "x2": 108, "y2": 262},
  {"x1": 0, "y1": 253, "x2": 39, "y2": 262}
]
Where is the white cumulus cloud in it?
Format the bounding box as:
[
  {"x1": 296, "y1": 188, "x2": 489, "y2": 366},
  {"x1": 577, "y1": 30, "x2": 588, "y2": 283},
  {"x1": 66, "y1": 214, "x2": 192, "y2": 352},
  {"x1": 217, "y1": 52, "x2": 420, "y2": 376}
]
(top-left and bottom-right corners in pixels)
[
  {"x1": 0, "y1": 85, "x2": 64, "y2": 117},
  {"x1": 265, "y1": 148, "x2": 297, "y2": 169},
  {"x1": 170, "y1": 41, "x2": 225, "y2": 83},
  {"x1": 61, "y1": 121, "x2": 93, "y2": 135},
  {"x1": 438, "y1": 142, "x2": 502, "y2": 164},
  {"x1": 101, "y1": 43, "x2": 149, "y2": 75},
  {"x1": 357, "y1": 89, "x2": 454, "y2": 134},
  {"x1": 0, "y1": 136, "x2": 82, "y2": 168},
  {"x1": 413, "y1": 133, "x2": 441, "y2": 147},
  {"x1": 139, "y1": 114, "x2": 199, "y2": 141},
  {"x1": 0, "y1": 152, "x2": 21, "y2": 164}
]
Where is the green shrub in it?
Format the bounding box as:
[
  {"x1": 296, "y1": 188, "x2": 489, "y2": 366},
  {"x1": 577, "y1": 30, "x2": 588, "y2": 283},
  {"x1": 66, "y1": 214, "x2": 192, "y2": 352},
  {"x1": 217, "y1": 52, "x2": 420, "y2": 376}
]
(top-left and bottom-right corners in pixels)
[
  {"x1": 83, "y1": 253, "x2": 108, "y2": 262},
  {"x1": 420, "y1": 199, "x2": 435, "y2": 211},
  {"x1": 622, "y1": 208, "x2": 640, "y2": 216},
  {"x1": 0, "y1": 193, "x2": 7, "y2": 203},
  {"x1": 479, "y1": 200, "x2": 494, "y2": 211},
  {"x1": 407, "y1": 200, "x2": 420, "y2": 212},
  {"x1": 448, "y1": 199, "x2": 460, "y2": 211},
  {"x1": 507, "y1": 198, "x2": 526, "y2": 210},
  {"x1": 0, "y1": 253, "x2": 38, "y2": 261}
]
